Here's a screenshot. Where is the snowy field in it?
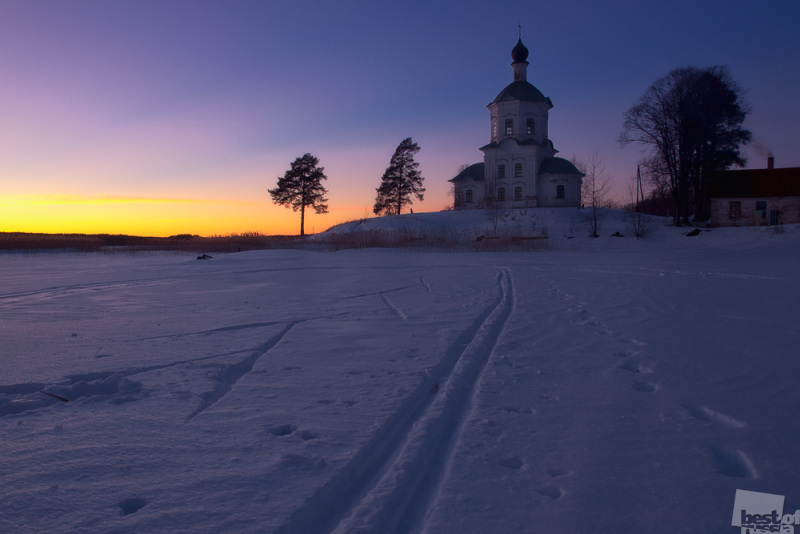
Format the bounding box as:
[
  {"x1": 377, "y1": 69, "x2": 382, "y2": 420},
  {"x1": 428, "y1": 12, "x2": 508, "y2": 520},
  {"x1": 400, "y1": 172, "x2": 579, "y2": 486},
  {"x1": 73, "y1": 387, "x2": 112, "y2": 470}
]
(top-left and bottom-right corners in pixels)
[{"x1": 2, "y1": 213, "x2": 799, "y2": 533}]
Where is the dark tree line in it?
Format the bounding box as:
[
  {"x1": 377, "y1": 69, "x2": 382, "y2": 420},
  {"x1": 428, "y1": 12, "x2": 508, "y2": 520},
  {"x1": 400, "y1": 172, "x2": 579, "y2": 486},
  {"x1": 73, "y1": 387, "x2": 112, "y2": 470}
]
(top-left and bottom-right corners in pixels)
[{"x1": 620, "y1": 66, "x2": 751, "y2": 225}]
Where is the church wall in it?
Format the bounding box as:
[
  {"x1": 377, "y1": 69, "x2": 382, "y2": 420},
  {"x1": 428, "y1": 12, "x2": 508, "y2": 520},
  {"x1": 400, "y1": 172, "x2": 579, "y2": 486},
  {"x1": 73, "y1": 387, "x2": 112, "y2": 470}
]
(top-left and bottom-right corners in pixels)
[{"x1": 537, "y1": 174, "x2": 582, "y2": 207}]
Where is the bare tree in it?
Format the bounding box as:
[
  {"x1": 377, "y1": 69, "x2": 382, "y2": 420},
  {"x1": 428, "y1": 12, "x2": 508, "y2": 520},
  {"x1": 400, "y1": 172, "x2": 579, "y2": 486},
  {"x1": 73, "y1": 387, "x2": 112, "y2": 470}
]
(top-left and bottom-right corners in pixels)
[
  {"x1": 576, "y1": 151, "x2": 612, "y2": 237},
  {"x1": 620, "y1": 66, "x2": 751, "y2": 225},
  {"x1": 628, "y1": 166, "x2": 648, "y2": 237}
]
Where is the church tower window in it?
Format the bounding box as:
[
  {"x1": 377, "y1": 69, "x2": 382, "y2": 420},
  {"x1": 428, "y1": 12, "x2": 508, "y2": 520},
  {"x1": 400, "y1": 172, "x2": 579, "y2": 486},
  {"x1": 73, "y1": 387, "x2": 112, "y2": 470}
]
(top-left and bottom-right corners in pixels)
[
  {"x1": 491, "y1": 118, "x2": 497, "y2": 141},
  {"x1": 526, "y1": 118, "x2": 535, "y2": 135},
  {"x1": 505, "y1": 119, "x2": 513, "y2": 136}
]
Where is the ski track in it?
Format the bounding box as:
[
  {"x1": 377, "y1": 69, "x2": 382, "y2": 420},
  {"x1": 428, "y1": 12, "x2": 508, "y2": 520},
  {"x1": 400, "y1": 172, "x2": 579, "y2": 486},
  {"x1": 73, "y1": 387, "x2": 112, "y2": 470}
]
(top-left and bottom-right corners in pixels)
[
  {"x1": 185, "y1": 322, "x2": 297, "y2": 422},
  {"x1": 0, "y1": 319, "x2": 302, "y2": 419},
  {"x1": 0, "y1": 278, "x2": 174, "y2": 306},
  {"x1": 381, "y1": 294, "x2": 407, "y2": 321},
  {"x1": 274, "y1": 268, "x2": 514, "y2": 534},
  {"x1": 335, "y1": 283, "x2": 420, "y2": 303}
]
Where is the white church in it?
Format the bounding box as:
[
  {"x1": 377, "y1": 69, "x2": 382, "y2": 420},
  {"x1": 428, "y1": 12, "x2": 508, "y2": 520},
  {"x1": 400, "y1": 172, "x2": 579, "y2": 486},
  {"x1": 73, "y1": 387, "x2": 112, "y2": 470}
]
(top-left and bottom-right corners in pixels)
[{"x1": 451, "y1": 38, "x2": 583, "y2": 209}]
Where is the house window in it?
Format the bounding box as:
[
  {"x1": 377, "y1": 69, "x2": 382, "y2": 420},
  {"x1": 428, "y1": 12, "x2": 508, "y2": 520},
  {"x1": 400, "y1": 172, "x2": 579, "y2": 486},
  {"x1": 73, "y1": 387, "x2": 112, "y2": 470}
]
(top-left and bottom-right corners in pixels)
[
  {"x1": 729, "y1": 201, "x2": 741, "y2": 218},
  {"x1": 756, "y1": 201, "x2": 767, "y2": 220},
  {"x1": 526, "y1": 118, "x2": 535, "y2": 135},
  {"x1": 505, "y1": 119, "x2": 513, "y2": 136},
  {"x1": 491, "y1": 118, "x2": 497, "y2": 141},
  {"x1": 465, "y1": 189, "x2": 473, "y2": 204},
  {"x1": 514, "y1": 163, "x2": 522, "y2": 177},
  {"x1": 497, "y1": 187, "x2": 506, "y2": 201},
  {"x1": 498, "y1": 164, "x2": 505, "y2": 179},
  {"x1": 514, "y1": 186, "x2": 523, "y2": 201},
  {"x1": 556, "y1": 185, "x2": 565, "y2": 199}
]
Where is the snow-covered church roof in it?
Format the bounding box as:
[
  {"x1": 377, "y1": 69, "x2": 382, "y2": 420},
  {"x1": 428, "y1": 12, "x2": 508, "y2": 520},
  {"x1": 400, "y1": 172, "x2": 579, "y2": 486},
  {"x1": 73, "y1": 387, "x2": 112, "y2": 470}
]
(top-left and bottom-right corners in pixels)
[{"x1": 539, "y1": 157, "x2": 584, "y2": 175}]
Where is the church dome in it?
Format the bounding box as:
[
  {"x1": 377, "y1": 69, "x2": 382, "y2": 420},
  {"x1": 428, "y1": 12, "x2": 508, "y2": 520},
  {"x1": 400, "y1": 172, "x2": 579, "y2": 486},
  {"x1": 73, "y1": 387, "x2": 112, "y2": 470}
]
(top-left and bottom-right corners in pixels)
[
  {"x1": 511, "y1": 38, "x2": 529, "y2": 63},
  {"x1": 491, "y1": 80, "x2": 549, "y2": 104}
]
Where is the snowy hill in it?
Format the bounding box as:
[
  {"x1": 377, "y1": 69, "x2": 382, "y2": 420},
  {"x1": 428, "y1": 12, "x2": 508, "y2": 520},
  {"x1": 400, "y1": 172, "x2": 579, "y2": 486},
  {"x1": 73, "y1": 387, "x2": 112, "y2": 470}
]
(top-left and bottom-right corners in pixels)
[
  {"x1": 320, "y1": 207, "x2": 799, "y2": 253},
  {"x1": 1, "y1": 211, "x2": 799, "y2": 533}
]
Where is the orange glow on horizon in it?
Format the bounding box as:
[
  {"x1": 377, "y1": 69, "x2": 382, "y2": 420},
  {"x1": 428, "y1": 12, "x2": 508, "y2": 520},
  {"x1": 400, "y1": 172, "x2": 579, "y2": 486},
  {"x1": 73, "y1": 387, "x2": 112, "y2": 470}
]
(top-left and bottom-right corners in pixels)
[{"x1": 0, "y1": 194, "x2": 374, "y2": 237}]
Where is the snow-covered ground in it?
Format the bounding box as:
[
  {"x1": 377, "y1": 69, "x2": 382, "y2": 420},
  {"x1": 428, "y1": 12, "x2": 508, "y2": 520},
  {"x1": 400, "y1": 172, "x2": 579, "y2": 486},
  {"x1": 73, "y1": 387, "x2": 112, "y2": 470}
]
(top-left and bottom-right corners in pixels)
[{"x1": 1, "y1": 210, "x2": 799, "y2": 533}]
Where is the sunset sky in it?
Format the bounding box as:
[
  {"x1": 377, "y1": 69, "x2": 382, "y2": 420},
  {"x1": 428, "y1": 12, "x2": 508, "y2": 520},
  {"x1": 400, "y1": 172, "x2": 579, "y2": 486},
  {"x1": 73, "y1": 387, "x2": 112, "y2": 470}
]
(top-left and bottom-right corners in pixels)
[{"x1": 1, "y1": 0, "x2": 798, "y2": 236}]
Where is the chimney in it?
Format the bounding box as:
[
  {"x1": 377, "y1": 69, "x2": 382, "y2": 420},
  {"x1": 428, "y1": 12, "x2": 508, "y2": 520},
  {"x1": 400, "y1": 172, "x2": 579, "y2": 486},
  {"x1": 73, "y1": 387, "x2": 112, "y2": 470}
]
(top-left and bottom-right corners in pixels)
[{"x1": 768, "y1": 156, "x2": 774, "y2": 169}]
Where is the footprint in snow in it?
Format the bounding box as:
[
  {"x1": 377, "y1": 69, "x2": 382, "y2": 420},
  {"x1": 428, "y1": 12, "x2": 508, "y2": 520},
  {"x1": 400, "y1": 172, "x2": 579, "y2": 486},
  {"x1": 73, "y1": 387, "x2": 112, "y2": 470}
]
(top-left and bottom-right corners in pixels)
[
  {"x1": 620, "y1": 337, "x2": 647, "y2": 346},
  {"x1": 710, "y1": 446, "x2": 757, "y2": 479},
  {"x1": 536, "y1": 486, "x2": 563, "y2": 500},
  {"x1": 504, "y1": 406, "x2": 535, "y2": 415},
  {"x1": 298, "y1": 429, "x2": 319, "y2": 441},
  {"x1": 498, "y1": 455, "x2": 525, "y2": 470},
  {"x1": 619, "y1": 361, "x2": 653, "y2": 374},
  {"x1": 268, "y1": 424, "x2": 296, "y2": 437},
  {"x1": 119, "y1": 497, "x2": 148, "y2": 516},
  {"x1": 633, "y1": 380, "x2": 658, "y2": 393},
  {"x1": 546, "y1": 468, "x2": 572, "y2": 478},
  {"x1": 686, "y1": 405, "x2": 746, "y2": 429}
]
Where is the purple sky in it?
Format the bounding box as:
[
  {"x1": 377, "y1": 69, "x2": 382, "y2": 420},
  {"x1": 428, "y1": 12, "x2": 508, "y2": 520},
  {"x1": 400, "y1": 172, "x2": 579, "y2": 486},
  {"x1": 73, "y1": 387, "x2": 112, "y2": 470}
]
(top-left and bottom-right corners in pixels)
[{"x1": 1, "y1": 0, "x2": 797, "y2": 235}]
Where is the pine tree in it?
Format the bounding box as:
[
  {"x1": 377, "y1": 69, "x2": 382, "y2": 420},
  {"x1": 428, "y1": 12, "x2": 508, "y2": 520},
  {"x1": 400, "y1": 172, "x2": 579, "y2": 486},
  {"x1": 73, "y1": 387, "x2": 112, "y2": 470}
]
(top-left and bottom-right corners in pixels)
[
  {"x1": 373, "y1": 138, "x2": 425, "y2": 216},
  {"x1": 269, "y1": 153, "x2": 328, "y2": 236}
]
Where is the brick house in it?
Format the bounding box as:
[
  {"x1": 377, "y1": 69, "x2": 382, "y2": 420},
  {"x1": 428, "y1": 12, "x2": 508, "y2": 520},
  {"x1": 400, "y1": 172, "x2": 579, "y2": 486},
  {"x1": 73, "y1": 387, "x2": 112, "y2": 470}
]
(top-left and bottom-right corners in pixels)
[{"x1": 710, "y1": 157, "x2": 800, "y2": 226}]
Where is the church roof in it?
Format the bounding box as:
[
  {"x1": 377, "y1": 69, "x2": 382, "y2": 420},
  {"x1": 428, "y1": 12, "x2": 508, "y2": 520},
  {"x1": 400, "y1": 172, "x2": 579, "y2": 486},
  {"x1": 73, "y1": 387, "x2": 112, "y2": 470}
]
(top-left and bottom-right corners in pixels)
[
  {"x1": 449, "y1": 162, "x2": 485, "y2": 183},
  {"x1": 479, "y1": 137, "x2": 544, "y2": 151},
  {"x1": 539, "y1": 157, "x2": 584, "y2": 175},
  {"x1": 491, "y1": 81, "x2": 551, "y2": 105}
]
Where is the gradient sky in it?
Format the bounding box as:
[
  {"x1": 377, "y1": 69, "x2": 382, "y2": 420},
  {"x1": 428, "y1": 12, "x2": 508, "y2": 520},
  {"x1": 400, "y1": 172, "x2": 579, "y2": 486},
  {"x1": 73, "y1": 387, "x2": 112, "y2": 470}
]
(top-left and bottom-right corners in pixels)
[{"x1": 1, "y1": 0, "x2": 798, "y2": 236}]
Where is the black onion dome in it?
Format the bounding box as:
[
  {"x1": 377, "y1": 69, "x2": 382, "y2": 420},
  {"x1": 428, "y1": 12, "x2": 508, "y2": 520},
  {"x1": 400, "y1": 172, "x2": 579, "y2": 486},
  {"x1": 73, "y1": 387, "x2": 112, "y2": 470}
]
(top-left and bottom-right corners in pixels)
[{"x1": 511, "y1": 38, "x2": 529, "y2": 62}]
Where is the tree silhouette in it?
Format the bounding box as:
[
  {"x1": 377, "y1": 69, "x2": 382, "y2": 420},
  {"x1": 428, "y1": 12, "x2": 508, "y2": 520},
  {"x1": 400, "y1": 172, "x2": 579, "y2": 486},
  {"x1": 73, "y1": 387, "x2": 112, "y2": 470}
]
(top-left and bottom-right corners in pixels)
[
  {"x1": 620, "y1": 66, "x2": 751, "y2": 224},
  {"x1": 373, "y1": 138, "x2": 425, "y2": 216},
  {"x1": 269, "y1": 153, "x2": 328, "y2": 236}
]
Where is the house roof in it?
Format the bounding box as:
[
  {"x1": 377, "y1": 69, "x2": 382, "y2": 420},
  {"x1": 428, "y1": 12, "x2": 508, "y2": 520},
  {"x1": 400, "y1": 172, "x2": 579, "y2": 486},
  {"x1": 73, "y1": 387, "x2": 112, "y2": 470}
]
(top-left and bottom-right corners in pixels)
[
  {"x1": 490, "y1": 81, "x2": 552, "y2": 106},
  {"x1": 710, "y1": 168, "x2": 800, "y2": 198},
  {"x1": 539, "y1": 157, "x2": 584, "y2": 176},
  {"x1": 449, "y1": 162, "x2": 485, "y2": 183}
]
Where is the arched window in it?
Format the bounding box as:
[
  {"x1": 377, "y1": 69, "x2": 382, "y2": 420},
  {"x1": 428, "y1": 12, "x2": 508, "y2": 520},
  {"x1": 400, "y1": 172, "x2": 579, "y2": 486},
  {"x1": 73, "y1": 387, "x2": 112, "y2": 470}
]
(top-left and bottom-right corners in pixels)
[
  {"x1": 497, "y1": 187, "x2": 506, "y2": 201},
  {"x1": 556, "y1": 185, "x2": 565, "y2": 199},
  {"x1": 514, "y1": 187, "x2": 523, "y2": 201},
  {"x1": 466, "y1": 189, "x2": 474, "y2": 203},
  {"x1": 526, "y1": 118, "x2": 535, "y2": 135}
]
